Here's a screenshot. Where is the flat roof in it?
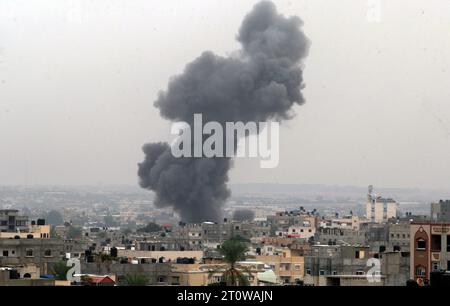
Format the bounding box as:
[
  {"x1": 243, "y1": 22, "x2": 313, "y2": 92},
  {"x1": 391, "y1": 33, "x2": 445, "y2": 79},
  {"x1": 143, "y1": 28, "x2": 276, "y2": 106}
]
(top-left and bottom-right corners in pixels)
[
  {"x1": 411, "y1": 222, "x2": 450, "y2": 226},
  {"x1": 326, "y1": 275, "x2": 385, "y2": 279}
]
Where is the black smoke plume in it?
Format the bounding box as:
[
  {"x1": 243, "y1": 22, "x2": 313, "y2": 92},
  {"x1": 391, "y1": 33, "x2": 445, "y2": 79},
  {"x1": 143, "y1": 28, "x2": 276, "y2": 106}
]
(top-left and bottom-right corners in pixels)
[
  {"x1": 138, "y1": 1, "x2": 310, "y2": 223},
  {"x1": 232, "y1": 209, "x2": 256, "y2": 222}
]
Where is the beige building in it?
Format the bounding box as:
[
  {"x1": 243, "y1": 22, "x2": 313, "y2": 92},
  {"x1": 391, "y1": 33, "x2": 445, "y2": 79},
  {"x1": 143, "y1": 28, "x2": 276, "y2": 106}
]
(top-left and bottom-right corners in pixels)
[
  {"x1": 118, "y1": 249, "x2": 203, "y2": 263},
  {"x1": 366, "y1": 186, "x2": 398, "y2": 223},
  {"x1": 0, "y1": 224, "x2": 51, "y2": 239},
  {"x1": 0, "y1": 209, "x2": 51, "y2": 239},
  {"x1": 169, "y1": 261, "x2": 266, "y2": 286},
  {"x1": 320, "y1": 215, "x2": 361, "y2": 230},
  {"x1": 256, "y1": 248, "x2": 304, "y2": 284}
]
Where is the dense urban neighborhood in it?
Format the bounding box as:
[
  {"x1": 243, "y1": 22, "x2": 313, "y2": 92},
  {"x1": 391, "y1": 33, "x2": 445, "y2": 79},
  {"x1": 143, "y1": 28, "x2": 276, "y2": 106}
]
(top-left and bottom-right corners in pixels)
[{"x1": 1, "y1": 185, "x2": 449, "y2": 286}]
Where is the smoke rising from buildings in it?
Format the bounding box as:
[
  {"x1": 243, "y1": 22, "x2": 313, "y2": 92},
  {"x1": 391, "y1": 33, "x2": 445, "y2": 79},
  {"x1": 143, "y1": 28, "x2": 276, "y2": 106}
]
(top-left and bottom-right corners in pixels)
[
  {"x1": 138, "y1": 1, "x2": 310, "y2": 222},
  {"x1": 232, "y1": 209, "x2": 256, "y2": 222}
]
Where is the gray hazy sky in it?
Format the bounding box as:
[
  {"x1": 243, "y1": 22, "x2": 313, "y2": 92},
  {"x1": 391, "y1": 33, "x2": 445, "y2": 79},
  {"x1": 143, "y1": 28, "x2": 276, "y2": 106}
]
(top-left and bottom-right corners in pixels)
[{"x1": 1, "y1": 0, "x2": 450, "y2": 189}]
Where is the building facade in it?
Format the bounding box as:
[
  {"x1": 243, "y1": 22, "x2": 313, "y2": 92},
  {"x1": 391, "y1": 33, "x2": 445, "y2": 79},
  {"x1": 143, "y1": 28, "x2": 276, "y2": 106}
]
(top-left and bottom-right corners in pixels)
[
  {"x1": 366, "y1": 186, "x2": 398, "y2": 223},
  {"x1": 410, "y1": 222, "x2": 450, "y2": 282}
]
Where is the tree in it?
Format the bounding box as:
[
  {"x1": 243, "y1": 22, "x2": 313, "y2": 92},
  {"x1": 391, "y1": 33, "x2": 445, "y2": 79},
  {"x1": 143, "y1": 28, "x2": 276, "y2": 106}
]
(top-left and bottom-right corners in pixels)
[
  {"x1": 51, "y1": 261, "x2": 70, "y2": 281},
  {"x1": 123, "y1": 273, "x2": 149, "y2": 286},
  {"x1": 211, "y1": 238, "x2": 250, "y2": 286},
  {"x1": 137, "y1": 222, "x2": 162, "y2": 233},
  {"x1": 45, "y1": 210, "x2": 64, "y2": 226}
]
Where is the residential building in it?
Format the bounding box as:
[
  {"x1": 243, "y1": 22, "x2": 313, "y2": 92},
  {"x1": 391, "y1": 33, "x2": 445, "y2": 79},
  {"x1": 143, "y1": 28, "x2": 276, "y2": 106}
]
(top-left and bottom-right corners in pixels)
[
  {"x1": 256, "y1": 248, "x2": 304, "y2": 284},
  {"x1": 0, "y1": 210, "x2": 29, "y2": 233},
  {"x1": 410, "y1": 222, "x2": 450, "y2": 282},
  {"x1": 170, "y1": 261, "x2": 266, "y2": 286},
  {"x1": 366, "y1": 185, "x2": 398, "y2": 223},
  {"x1": 303, "y1": 244, "x2": 371, "y2": 286},
  {"x1": 431, "y1": 200, "x2": 450, "y2": 222},
  {"x1": 117, "y1": 249, "x2": 203, "y2": 263}
]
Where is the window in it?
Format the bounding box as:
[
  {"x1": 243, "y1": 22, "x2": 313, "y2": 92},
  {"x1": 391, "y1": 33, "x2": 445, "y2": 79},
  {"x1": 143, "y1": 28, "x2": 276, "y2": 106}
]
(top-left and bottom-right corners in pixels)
[
  {"x1": 158, "y1": 276, "x2": 165, "y2": 283},
  {"x1": 416, "y1": 266, "x2": 426, "y2": 277},
  {"x1": 332, "y1": 271, "x2": 337, "y2": 275},
  {"x1": 172, "y1": 276, "x2": 180, "y2": 285},
  {"x1": 44, "y1": 249, "x2": 52, "y2": 257},
  {"x1": 306, "y1": 269, "x2": 311, "y2": 275},
  {"x1": 294, "y1": 264, "x2": 301, "y2": 271},
  {"x1": 447, "y1": 235, "x2": 450, "y2": 252},
  {"x1": 319, "y1": 270, "x2": 325, "y2": 276},
  {"x1": 25, "y1": 248, "x2": 34, "y2": 257},
  {"x1": 416, "y1": 239, "x2": 426, "y2": 250},
  {"x1": 431, "y1": 235, "x2": 441, "y2": 251},
  {"x1": 2, "y1": 250, "x2": 8, "y2": 257},
  {"x1": 432, "y1": 262, "x2": 440, "y2": 272},
  {"x1": 356, "y1": 271, "x2": 365, "y2": 275}
]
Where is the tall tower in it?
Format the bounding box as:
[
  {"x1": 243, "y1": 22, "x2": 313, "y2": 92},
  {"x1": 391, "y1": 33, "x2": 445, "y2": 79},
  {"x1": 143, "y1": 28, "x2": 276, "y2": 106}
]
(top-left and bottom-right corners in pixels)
[{"x1": 366, "y1": 185, "x2": 375, "y2": 222}]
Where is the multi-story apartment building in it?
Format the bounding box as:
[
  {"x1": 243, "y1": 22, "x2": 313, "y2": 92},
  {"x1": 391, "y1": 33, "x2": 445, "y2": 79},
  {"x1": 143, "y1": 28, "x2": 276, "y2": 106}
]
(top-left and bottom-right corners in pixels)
[
  {"x1": 0, "y1": 238, "x2": 66, "y2": 274},
  {"x1": 267, "y1": 211, "x2": 318, "y2": 230},
  {"x1": 319, "y1": 214, "x2": 361, "y2": 230},
  {"x1": 388, "y1": 221, "x2": 411, "y2": 252},
  {"x1": 303, "y1": 244, "x2": 372, "y2": 286},
  {"x1": 256, "y1": 248, "x2": 304, "y2": 284},
  {"x1": 431, "y1": 200, "x2": 450, "y2": 223},
  {"x1": 287, "y1": 224, "x2": 315, "y2": 240},
  {"x1": 173, "y1": 221, "x2": 255, "y2": 249},
  {"x1": 366, "y1": 186, "x2": 398, "y2": 223},
  {"x1": 410, "y1": 222, "x2": 450, "y2": 282},
  {"x1": 315, "y1": 227, "x2": 365, "y2": 246},
  {"x1": 0, "y1": 210, "x2": 29, "y2": 233},
  {"x1": 0, "y1": 210, "x2": 51, "y2": 239}
]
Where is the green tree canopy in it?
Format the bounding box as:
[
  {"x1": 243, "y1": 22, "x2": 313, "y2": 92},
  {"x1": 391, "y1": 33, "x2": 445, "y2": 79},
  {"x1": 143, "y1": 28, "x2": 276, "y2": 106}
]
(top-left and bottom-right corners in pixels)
[
  {"x1": 51, "y1": 261, "x2": 70, "y2": 281},
  {"x1": 211, "y1": 237, "x2": 250, "y2": 286},
  {"x1": 123, "y1": 273, "x2": 149, "y2": 286}
]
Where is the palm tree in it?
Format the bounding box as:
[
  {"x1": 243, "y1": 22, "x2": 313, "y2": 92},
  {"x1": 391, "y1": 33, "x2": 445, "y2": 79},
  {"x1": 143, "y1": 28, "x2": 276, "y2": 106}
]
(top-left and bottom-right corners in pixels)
[
  {"x1": 123, "y1": 273, "x2": 149, "y2": 286},
  {"x1": 210, "y1": 237, "x2": 251, "y2": 286}
]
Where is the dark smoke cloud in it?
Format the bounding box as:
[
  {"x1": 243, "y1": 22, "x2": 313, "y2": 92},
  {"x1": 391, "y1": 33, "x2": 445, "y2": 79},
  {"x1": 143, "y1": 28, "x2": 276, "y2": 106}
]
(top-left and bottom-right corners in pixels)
[
  {"x1": 232, "y1": 209, "x2": 256, "y2": 222},
  {"x1": 138, "y1": 1, "x2": 310, "y2": 223}
]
